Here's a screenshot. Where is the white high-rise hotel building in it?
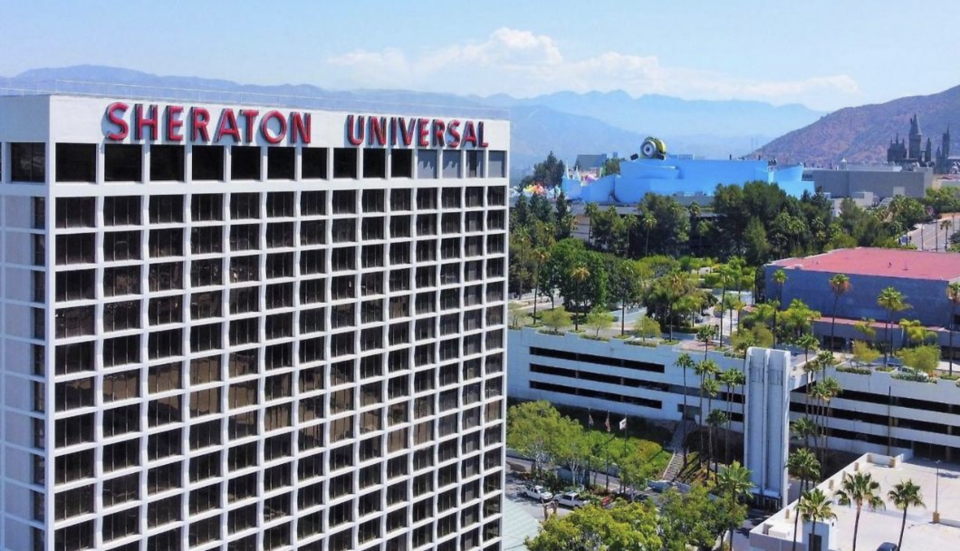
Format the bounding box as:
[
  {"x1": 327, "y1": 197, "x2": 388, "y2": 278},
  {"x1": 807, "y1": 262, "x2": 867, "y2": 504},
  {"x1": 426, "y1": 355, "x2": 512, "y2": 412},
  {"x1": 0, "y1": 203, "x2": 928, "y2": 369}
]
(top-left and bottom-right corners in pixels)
[{"x1": 0, "y1": 93, "x2": 509, "y2": 551}]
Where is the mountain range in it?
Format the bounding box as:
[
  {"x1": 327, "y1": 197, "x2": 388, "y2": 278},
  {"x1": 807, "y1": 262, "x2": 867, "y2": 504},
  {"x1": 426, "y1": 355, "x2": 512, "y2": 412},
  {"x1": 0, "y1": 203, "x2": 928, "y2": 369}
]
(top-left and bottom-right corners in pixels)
[
  {"x1": 755, "y1": 85, "x2": 960, "y2": 167},
  {"x1": 1, "y1": 65, "x2": 828, "y2": 173}
]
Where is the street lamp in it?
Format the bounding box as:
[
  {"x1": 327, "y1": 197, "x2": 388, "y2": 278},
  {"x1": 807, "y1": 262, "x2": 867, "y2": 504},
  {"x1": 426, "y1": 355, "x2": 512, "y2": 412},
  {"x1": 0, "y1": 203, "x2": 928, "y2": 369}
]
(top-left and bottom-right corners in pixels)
[{"x1": 934, "y1": 460, "x2": 941, "y2": 524}]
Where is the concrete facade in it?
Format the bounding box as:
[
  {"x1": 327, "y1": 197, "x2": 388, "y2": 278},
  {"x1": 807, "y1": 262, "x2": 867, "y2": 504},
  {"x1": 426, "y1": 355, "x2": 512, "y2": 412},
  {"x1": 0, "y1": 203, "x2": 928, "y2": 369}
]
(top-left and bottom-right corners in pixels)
[
  {"x1": 0, "y1": 94, "x2": 510, "y2": 551},
  {"x1": 809, "y1": 167, "x2": 933, "y2": 199}
]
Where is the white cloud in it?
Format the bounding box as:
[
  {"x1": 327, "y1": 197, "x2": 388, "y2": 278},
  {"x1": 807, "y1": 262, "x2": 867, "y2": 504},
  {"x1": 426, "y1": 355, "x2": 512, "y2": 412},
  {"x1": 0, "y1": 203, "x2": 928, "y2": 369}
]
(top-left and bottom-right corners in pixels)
[{"x1": 324, "y1": 28, "x2": 859, "y2": 108}]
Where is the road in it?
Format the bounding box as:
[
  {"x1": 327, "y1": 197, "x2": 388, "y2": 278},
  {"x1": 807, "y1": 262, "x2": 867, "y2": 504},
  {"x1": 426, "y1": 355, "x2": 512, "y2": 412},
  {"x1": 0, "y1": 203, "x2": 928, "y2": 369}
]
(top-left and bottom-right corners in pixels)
[{"x1": 906, "y1": 215, "x2": 958, "y2": 252}]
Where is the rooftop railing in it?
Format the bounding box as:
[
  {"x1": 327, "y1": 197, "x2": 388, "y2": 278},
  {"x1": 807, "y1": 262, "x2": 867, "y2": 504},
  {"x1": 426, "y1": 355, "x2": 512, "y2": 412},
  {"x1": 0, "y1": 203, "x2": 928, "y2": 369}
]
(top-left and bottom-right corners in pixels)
[{"x1": 0, "y1": 79, "x2": 509, "y2": 119}]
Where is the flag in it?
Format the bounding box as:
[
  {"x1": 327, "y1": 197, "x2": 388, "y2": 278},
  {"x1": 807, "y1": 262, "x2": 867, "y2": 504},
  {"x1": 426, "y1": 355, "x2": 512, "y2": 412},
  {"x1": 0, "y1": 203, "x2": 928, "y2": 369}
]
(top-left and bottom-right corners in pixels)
[
  {"x1": 605, "y1": 412, "x2": 611, "y2": 433},
  {"x1": 619, "y1": 418, "x2": 627, "y2": 431}
]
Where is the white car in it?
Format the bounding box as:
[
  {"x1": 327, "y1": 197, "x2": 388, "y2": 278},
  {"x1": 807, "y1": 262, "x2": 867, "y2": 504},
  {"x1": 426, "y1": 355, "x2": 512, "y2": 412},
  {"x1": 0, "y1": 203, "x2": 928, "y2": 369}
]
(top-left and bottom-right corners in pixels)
[
  {"x1": 522, "y1": 485, "x2": 554, "y2": 502},
  {"x1": 557, "y1": 491, "x2": 586, "y2": 508}
]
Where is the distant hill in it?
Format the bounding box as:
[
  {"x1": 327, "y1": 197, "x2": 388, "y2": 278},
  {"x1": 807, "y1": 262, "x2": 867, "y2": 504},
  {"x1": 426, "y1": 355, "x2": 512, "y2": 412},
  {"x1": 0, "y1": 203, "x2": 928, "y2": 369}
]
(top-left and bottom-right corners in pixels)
[
  {"x1": 3, "y1": 65, "x2": 821, "y2": 170},
  {"x1": 756, "y1": 85, "x2": 960, "y2": 167}
]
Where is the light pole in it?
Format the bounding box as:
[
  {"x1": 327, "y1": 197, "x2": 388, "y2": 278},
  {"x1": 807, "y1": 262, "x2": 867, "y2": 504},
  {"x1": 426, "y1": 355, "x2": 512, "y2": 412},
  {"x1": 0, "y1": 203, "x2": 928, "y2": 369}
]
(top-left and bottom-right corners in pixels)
[{"x1": 935, "y1": 460, "x2": 941, "y2": 524}]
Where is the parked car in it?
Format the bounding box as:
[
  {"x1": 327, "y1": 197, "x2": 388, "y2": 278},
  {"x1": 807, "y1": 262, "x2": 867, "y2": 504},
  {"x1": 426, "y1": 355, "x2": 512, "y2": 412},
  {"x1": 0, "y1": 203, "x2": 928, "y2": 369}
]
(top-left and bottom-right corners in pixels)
[
  {"x1": 521, "y1": 485, "x2": 554, "y2": 502},
  {"x1": 557, "y1": 491, "x2": 586, "y2": 508},
  {"x1": 876, "y1": 543, "x2": 898, "y2": 551},
  {"x1": 895, "y1": 366, "x2": 929, "y2": 381}
]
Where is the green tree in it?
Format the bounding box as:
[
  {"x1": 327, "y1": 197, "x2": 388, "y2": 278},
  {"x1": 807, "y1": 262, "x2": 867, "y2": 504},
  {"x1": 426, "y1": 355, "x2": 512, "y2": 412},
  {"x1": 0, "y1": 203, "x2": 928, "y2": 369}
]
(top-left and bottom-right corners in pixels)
[
  {"x1": 853, "y1": 318, "x2": 877, "y2": 341},
  {"x1": 507, "y1": 401, "x2": 567, "y2": 474},
  {"x1": 554, "y1": 191, "x2": 574, "y2": 241},
  {"x1": 780, "y1": 299, "x2": 821, "y2": 342},
  {"x1": 706, "y1": 408, "x2": 728, "y2": 475},
  {"x1": 829, "y1": 274, "x2": 851, "y2": 349},
  {"x1": 851, "y1": 340, "x2": 880, "y2": 367},
  {"x1": 695, "y1": 360, "x2": 719, "y2": 460},
  {"x1": 787, "y1": 449, "x2": 821, "y2": 551},
  {"x1": 797, "y1": 333, "x2": 819, "y2": 365},
  {"x1": 720, "y1": 369, "x2": 746, "y2": 463},
  {"x1": 508, "y1": 301, "x2": 530, "y2": 329},
  {"x1": 540, "y1": 307, "x2": 573, "y2": 335},
  {"x1": 877, "y1": 286, "x2": 910, "y2": 363},
  {"x1": 585, "y1": 308, "x2": 615, "y2": 338},
  {"x1": 696, "y1": 324, "x2": 715, "y2": 360},
  {"x1": 716, "y1": 461, "x2": 754, "y2": 549},
  {"x1": 601, "y1": 157, "x2": 621, "y2": 176},
  {"x1": 532, "y1": 249, "x2": 550, "y2": 322},
  {"x1": 634, "y1": 315, "x2": 661, "y2": 343},
  {"x1": 948, "y1": 282, "x2": 960, "y2": 375},
  {"x1": 773, "y1": 269, "x2": 788, "y2": 346},
  {"x1": 791, "y1": 417, "x2": 819, "y2": 450},
  {"x1": 675, "y1": 353, "x2": 695, "y2": 452},
  {"x1": 888, "y1": 479, "x2": 925, "y2": 551},
  {"x1": 835, "y1": 472, "x2": 885, "y2": 551},
  {"x1": 571, "y1": 265, "x2": 591, "y2": 331},
  {"x1": 526, "y1": 502, "x2": 662, "y2": 551},
  {"x1": 898, "y1": 345, "x2": 940, "y2": 374},
  {"x1": 797, "y1": 489, "x2": 837, "y2": 551},
  {"x1": 609, "y1": 258, "x2": 644, "y2": 335},
  {"x1": 659, "y1": 484, "x2": 728, "y2": 551}
]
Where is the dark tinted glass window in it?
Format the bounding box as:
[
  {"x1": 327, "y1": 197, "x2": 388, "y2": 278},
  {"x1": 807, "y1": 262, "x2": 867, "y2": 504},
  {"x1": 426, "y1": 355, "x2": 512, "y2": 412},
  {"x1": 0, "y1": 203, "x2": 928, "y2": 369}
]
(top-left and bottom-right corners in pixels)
[
  {"x1": 150, "y1": 144, "x2": 185, "y2": 181},
  {"x1": 149, "y1": 195, "x2": 184, "y2": 223},
  {"x1": 55, "y1": 197, "x2": 95, "y2": 228},
  {"x1": 301, "y1": 190, "x2": 325, "y2": 215},
  {"x1": 302, "y1": 147, "x2": 328, "y2": 179},
  {"x1": 268, "y1": 147, "x2": 295, "y2": 180},
  {"x1": 192, "y1": 145, "x2": 224, "y2": 181},
  {"x1": 231, "y1": 193, "x2": 259, "y2": 219},
  {"x1": 363, "y1": 149, "x2": 386, "y2": 179},
  {"x1": 231, "y1": 146, "x2": 261, "y2": 180},
  {"x1": 104, "y1": 144, "x2": 143, "y2": 182},
  {"x1": 391, "y1": 149, "x2": 414, "y2": 178},
  {"x1": 103, "y1": 196, "x2": 142, "y2": 226},
  {"x1": 333, "y1": 148, "x2": 358, "y2": 179},
  {"x1": 11, "y1": 143, "x2": 45, "y2": 182},
  {"x1": 191, "y1": 193, "x2": 223, "y2": 222},
  {"x1": 55, "y1": 143, "x2": 96, "y2": 182}
]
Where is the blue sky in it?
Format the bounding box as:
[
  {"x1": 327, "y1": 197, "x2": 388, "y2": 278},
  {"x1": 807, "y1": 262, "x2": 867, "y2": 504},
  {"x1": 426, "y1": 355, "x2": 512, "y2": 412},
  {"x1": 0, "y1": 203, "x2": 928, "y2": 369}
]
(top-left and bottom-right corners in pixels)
[{"x1": 1, "y1": 0, "x2": 957, "y2": 111}]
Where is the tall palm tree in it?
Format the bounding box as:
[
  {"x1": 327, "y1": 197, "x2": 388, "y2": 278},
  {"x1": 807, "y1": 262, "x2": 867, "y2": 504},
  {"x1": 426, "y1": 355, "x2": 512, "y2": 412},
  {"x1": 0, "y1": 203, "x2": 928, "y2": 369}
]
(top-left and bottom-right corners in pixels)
[
  {"x1": 877, "y1": 287, "x2": 910, "y2": 364},
  {"x1": 792, "y1": 418, "x2": 819, "y2": 451},
  {"x1": 707, "y1": 409, "x2": 728, "y2": 478},
  {"x1": 694, "y1": 359, "x2": 719, "y2": 461},
  {"x1": 720, "y1": 369, "x2": 746, "y2": 463},
  {"x1": 829, "y1": 274, "x2": 851, "y2": 351},
  {"x1": 888, "y1": 479, "x2": 925, "y2": 551},
  {"x1": 835, "y1": 472, "x2": 885, "y2": 551},
  {"x1": 797, "y1": 334, "x2": 819, "y2": 365},
  {"x1": 675, "y1": 353, "x2": 696, "y2": 452},
  {"x1": 584, "y1": 202, "x2": 599, "y2": 245},
  {"x1": 787, "y1": 449, "x2": 822, "y2": 551},
  {"x1": 947, "y1": 282, "x2": 960, "y2": 376},
  {"x1": 817, "y1": 377, "x2": 842, "y2": 466},
  {"x1": 717, "y1": 264, "x2": 733, "y2": 347},
  {"x1": 696, "y1": 324, "x2": 714, "y2": 360},
  {"x1": 941, "y1": 219, "x2": 953, "y2": 252},
  {"x1": 532, "y1": 248, "x2": 549, "y2": 323},
  {"x1": 802, "y1": 353, "x2": 825, "y2": 419},
  {"x1": 570, "y1": 265, "x2": 590, "y2": 331},
  {"x1": 717, "y1": 461, "x2": 754, "y2": 550},
  {"x1": 798, "y1": 489, "x2": 837, "y2": 551},
  {"x1": 702, "y1": 378, "x2": 722, "y2": 476},
  {"x1": 642, "y1": 212, "x2": 657, "y2": 256},
  {"x1": 773, "y1": 269, "x2": 788, "y2": 346}
]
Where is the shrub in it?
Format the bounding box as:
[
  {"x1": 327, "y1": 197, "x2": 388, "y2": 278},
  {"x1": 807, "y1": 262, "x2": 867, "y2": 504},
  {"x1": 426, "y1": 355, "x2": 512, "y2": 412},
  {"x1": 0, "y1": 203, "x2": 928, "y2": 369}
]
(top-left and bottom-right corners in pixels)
[{"x1": 837, "y1": 366, "x2": 872, "y2": 376}]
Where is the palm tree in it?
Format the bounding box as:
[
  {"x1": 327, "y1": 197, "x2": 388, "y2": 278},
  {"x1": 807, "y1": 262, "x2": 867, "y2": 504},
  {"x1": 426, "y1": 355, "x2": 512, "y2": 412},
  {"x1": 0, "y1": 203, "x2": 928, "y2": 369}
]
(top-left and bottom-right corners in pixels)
[
  {"x1": 813, "y1": 377, "x2": 841, "y2": 467},
  {"x1": 942, "y1": 219, "x2": 953, "y2": 252},
  {"x1": 703, "y1": 379, "x2": 722, "y2": 476},
  {"x1": 792, "y1": 417, "x2": 819, "y2": 450},
  {"x1": 717, "y1": 264, "x2": 733, "y2": 347},
  {"x1": 720, "y1": 369, "x2": 746, "y2": 463},
  {"x1": 532, "y1": 248, "x2": 549, "y2": 323},
  {"x1": 829, "y1": 274, "x2": 851, "y2": 351},
  {"x1": 787, "y1": 449, "x2": 822, "y2": 551},
  {"x1": 877, "y1": 287, "x2": 910, "y2": 364},
  {"x1": 888, "y1": 479, "x2": 925, "y2": 551},
  {"x1": 707, "y1": 409, "x2": 728, "y2": 478},
  {"x1": 835, "y1": 471, "x2": 885, "y2": 551},
  {"x1": 773, "y1": 269, "x2": 788, "y2": 346},
  {"x1": 689, "y1": 202, "x2": 702, "y2": 253},
  {"x1": 717, "y1": 461, "x2": 754, "y2": 550},
  {"x1": 798, "y1": 489, "x2": 837, "y2": 551},
  {"x1": 696, "y1": 324, "x2": 714, "y2": 360},
  {"x1": 642, "y1": 212, "x2": 657, "y2": 256},
  {"x1": 797, "y1": 333, "x2": 819, "y2": 365},
  {"x1": 675, "y1": 353, "x2": 696, "y2": 452},
  {"x1": 948, "y1": 282, "x2": 960, "y2": 375},
  {"x1": 694, "y1": 359, "x2": 719, "y2": 461},
  {"x1": 802, "y1": 353, "x2": 825, "y2": 419},
  {"x1": 584, "y1": 202, "x2": 599, "y2": 245},
  {"x1": 570, "y1": 265, "x2": 590, "y2": 331}
]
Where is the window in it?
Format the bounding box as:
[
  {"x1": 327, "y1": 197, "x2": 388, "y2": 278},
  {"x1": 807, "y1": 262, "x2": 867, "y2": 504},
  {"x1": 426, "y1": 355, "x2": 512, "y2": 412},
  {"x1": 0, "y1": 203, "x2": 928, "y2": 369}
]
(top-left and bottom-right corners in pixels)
[
  {"x1": 191, "y1": 258, "x2": 222, "y2": 287},
  {"x1": 302, "y1": 148, "x2": 328, "y2": 179},
  {"x1": 191, "y1": 193, "x2": 223, "y2": 221},
  {"x1": 267, "y1": 223, "x2": 294, "y2": 249},
  {"x1": 333, "y1": 148, "x2": 358, "y2": 178},
  {"x1": 363, "y1": 149, "x2": 386, "y2": 178},
  {"x1": 442, "y1": 187, "x2": 461, "y2": 208},
  {"x1": 442, "y1": 150, "x2": 461, "y2": 178},
  {"x1": 391, "y1": 149, "x2": 414, "y2": 178},
  {"x1": 192, "y1": 145, "x2": 224, "y2": 181},
  {"x1": 229, "y1": 255, "x2": 259, "y2": 283},
  {"x1": 56, "y1": 269, "x2": 95, "y2": 301},
  {"x1": 56, "y1": 144, "x2": 96, "y2": 182},
  {"x1": 301, "y1": 190, "x2": 326, "y2": 215},
  {"x1": 149, "y1": 262, "x2": 183, "y2": 291},
  {"x1": 417, "y1": 149, "x2": 437, "y2": 179},
  {"x1": 191, "y1": 226, "x2": 222, "y2": 254},
  {"x1": 149, "y1": 228, "x2": 184, "y2": 257},
  {"x1": 488, "y1": 150, "x2": 506, "y2": 178},
  {"x1": 149, "y1": 296, "x2": 183, "y2": 325},
  {"x1": 268, "y1": 147, "x2": 295, "y2": 180},
  {"x1": 301, "y1": 219, "x2": 325, "y2": 246},
  {"x1": 12, "y1": 143, "x2": 46, "y2": 182},
  {"x1": 55, "y1": 341, "x2": 93, "y2": 374},
  {"x1": 151, "y1": 144, "x2": 185, "y2": 181},
  {"x1": 103, "y1": 335, "x2": 140, "y2": 367},
  {"x1": 230, "y1": 224, "x2": 259, "y2": 251},
  {"x1": 104, "y1": 196, "x2": 142, "y2": 226},
  {"x1": 231, "y1": 146, "x2": 261, "y2": 180},
  {"x1": 150, "y1": 195, "x2": 184, "y2": 223},
  {"x1": 332, "y1": 189, "x2": 356, "y2": 214},
  {"x1": 56, "y1": 233, "x2": 95, "y2": 265},
  {"x1": 466, "y1": 150, "x2": 483, "y2": 178},
  {"x1": 103, "y1": 301, "x2": 140, "y2": 332},
  {"x1": 104, "y1": 144, "x2": 143, "y2": 182}
]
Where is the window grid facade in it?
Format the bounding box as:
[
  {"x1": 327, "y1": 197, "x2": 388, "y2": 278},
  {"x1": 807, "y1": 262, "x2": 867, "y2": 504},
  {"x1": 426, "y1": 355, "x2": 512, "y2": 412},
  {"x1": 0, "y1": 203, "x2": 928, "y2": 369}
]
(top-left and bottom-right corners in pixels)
[{"x1": 0, "y1": 95, "x2": 509, "y2": 551}]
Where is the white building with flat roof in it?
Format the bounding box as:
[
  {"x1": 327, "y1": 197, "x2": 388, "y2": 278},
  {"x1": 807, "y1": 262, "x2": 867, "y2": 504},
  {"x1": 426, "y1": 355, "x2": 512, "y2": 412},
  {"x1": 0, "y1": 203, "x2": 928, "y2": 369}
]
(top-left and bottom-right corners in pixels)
[{"x1": 0, "y1": 93, "x2": 510, "y2": 551}]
